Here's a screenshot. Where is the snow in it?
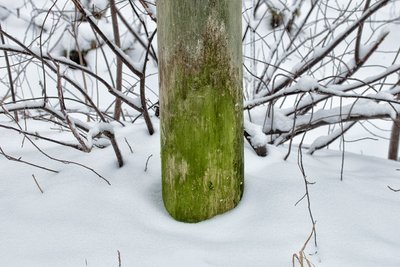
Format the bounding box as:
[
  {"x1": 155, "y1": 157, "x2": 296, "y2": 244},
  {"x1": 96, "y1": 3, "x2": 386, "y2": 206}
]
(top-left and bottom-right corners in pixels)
[
  {"x1": 308, "y1": 122, "x2": 355, "y2": 154},
  {"x1": 293, "y1": 75, "x2": 321, "y2": 92},
  {"x1": 312, "y1": 46, "x2": 325, "y2": 59},
  {"x1": 370, "y1": 91, "x2": 395, "y2": 101},
  {"x1": 140, "y1": 0, "x2": 157, "y2": 20},
  {"x1": 266, "y1": 0, "x2": 287, "y2": 11},
  {"x1": 87, "y1": 122, "x2": 114, "y2": 148},
  {"x1": 296, "y1": 99, "x2": 399, "y2": 126},
  {"x1": 1, "y1": 0, "x2": 400, "y2": 266},
  {"x1": 331, "y1": 58, "x2": 356, "y2": 84},
  {"x1": 0, "y1": 121, "x2": 400, "y2": 267},
  {"x1": 0, "y1": 6, "x2": 10, "y2": 21},
  {"x1": 244, "y1": 120, "x2": 267, "y2": 147},
  {"x1": 89, "y1": 0, "x2": 109, "y2": 11},
  {"x1": 245, "y1": 77, "x2": 321, "y2": 109},
  {"x1": 1, "y1": 99, "x2": 45, "y2": 111},
  {"x1": 276, "y1": 63, "x2": 400, "y2": 117},
  {"x1": 262, "y1": 108, "x2": 293, "y2": 133}
]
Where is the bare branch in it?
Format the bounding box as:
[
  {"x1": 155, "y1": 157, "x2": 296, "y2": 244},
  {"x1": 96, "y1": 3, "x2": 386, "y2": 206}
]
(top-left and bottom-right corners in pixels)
[{"x1": 0, "y1": 146, "x2": 58, "y2": 174}]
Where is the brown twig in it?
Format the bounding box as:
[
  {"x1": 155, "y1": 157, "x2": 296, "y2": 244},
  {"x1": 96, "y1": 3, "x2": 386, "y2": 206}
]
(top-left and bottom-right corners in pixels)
[
  {"x1": 71, "y1": 0, "x2": 154, "y2": 135},
  {"x1": 139, "y1": 29, "x2": 157, "y2": 135},
  {"x1": 0, "y1": 31, "x2": 108, "y2": 120},
  {"x1": 292, "y1": 224, "x2": 316, "y2": 267},
  {"x1": 297, "y1": 134, "x2": 317, "y2": 247},
  {"x1": 117, "y1": 250, "x2": 122, "y2": 267},
  {"x1": 355, "y1": 0, "x2": 371, "y2": 64},
  {"x1": 124, "y1": 137, "x2": 133, "y2": 154},
  {"x1": 257, "y1": 0, "x2": 390, "y2": 98},
  {"x1": 109, "y1": 0, "x2": 123, "y2": 121},
  {"x1": 144, "y1": 154, "x2": 153, "y2": 172},
  {"x1": 0, "y1": 23, "x2": 18, "y2": 121},
  {"x1": 0, "y1": 146, "x2": 58, "y2": 173},
  {"x1": 55, "y1": 63, "x2": 91, "y2": 152},
  {"x1": 71, "y1": 0, "x2": 142, "y2": 77},
  {"x1": 32, "y1": 174, "x2": 44, "y2": 194},
  {"x1": 388, "y1": 185, "x2": 400, "y2": 192},
  {"x1": 104, "y1": 131, "x2": 124, "y2": 167},
  {"x1": 115, "y1": 8, "x2": 158, "y2": 62},
  {"x1": 2, "y1": 109, "x2": 111, "y2": 185},
  {"x1": 138, "y1": 0, "x2": 157, "y2": 22},
  {"x1": 0, "y1": 123, "x2": 83, "y2": 151}
]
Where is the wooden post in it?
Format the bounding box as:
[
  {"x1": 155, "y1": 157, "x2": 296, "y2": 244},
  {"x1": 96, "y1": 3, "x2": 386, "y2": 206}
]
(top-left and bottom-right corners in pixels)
[{"x1": 158, "y1": 0, "x2": 244, "y2": 222}]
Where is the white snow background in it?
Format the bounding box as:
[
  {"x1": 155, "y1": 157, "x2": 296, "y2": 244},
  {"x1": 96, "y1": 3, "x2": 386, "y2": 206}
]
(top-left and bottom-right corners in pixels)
[{"x1": 0, "y1": 0, "x2": 400, "y2": 266}]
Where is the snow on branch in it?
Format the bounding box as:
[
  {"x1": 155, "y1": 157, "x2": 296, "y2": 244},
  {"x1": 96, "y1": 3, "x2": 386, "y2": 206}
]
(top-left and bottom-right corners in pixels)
[
  {"x1": 71, "y1": 0, "x2": 143, "y2": 78},
  {"x1": 281, "y1": 64, "x2": 400, "y2": 116},
  {"x1": 0, "y1": 44, "x2": 144, "y2": 113},
  {"x1": 87, "y1": 122, "x2": 115, "y2": 149},
  {"x1": 244, "y1": 120, "x2": 268, "y2": 147},
  {"x1": 138, "y1": 0, "x2": 157, "y2": 22},
  {"x1": 308, "y1": 122, "x2": 356, "y2": 154},
  {"x1": 254, "y1": 0, "x2": 391, "y2": 99},
  {"x1": 244, "y1": 120, "x2": 268, "y2": 157},
  {"x1": 273, "y1": 98, "x2": 400, "y2": 144}
]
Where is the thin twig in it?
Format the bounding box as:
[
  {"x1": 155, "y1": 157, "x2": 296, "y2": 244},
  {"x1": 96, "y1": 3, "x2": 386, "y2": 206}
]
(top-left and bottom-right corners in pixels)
[
  {"x1": 340, "y1": 97, "x2": 345, "y2": 181},
  {"x1": 117, "y1": 250, "x2": 122, "y2": 267},
  {"x1": 355, "y1": 0, "x2": 371, "y2": 64},
  {"x1": 0, "y1": 23, "x2": 18, "y2": 121},
  {"x1": 32, "y1": 174, "x2": 44, "y2": 194},
  {"x1": 0, "y1": 123, "x2": 83, "y2": 151},
  {"x1": 70, "y1": 0, "x2": 154, "y2": 135},
  {"x1": 144, "y1": 154, "x2": 153, "y2": 172},
  {"x1": 124, "y1": 137, "x2": 133, "y2": 154},
  {"x1": 388, "y1": 185, "x2": 400, "y2": 192},
  {"x1": 55, "y1": 63, "x2": 90, "y2": 152},
  {"x1": 298, "y1": 133, "x2": 318, "y2": 247},
  {"x1": 2, "y1": 109, "x2": 111, "y2": 185},
  {"x1": 116, "y1": 9, "x2": 158, "y2": 62},
  {"x1": 110, "y1": 0, "x2": 123, "y2": 121},
  {"x1": 292, "y1": 223, "x2": 316, "y2": 267},
  {"x1": 139, "y1": 29, "x2": 157, "y2": 135},
  {"x1": 104, "y1": 131, "x2": 124, "y2": 167},
  {"x1": 0, "y1": 146, "x2": 58, "y2": 173},
  {"x1": 138, "y1": 0, "x2": 157, "y2": 22}
]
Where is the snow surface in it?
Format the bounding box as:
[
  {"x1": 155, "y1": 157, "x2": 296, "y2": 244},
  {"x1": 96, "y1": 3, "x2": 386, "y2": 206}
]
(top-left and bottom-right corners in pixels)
[
  {"x1": 0, "y1": 121, "x2": 400, "y2": 267},
  {"x1": 1, "y1": 0, "x2": 400, "y2": 266}
]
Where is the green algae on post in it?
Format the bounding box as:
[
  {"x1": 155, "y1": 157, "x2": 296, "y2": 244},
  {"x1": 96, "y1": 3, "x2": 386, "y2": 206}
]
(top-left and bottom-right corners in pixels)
[{"x1": 158, "y1": 0, "x2": 244, "y2": 222}]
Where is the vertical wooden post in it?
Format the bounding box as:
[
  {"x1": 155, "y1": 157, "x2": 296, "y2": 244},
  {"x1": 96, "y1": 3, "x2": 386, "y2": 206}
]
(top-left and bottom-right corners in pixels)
[{"x1": 158, "y1": 0, "x2": 244, "y2": 222}]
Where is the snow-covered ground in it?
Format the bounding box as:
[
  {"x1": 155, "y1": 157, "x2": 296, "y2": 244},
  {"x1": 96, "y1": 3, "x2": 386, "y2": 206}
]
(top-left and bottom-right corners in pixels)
[
  {"x1": 0, "y1": 121, "x2": 400, "y2": 266},
  {"x1": 1, "y1": 0, "x2": 400, "y2": 266}
]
